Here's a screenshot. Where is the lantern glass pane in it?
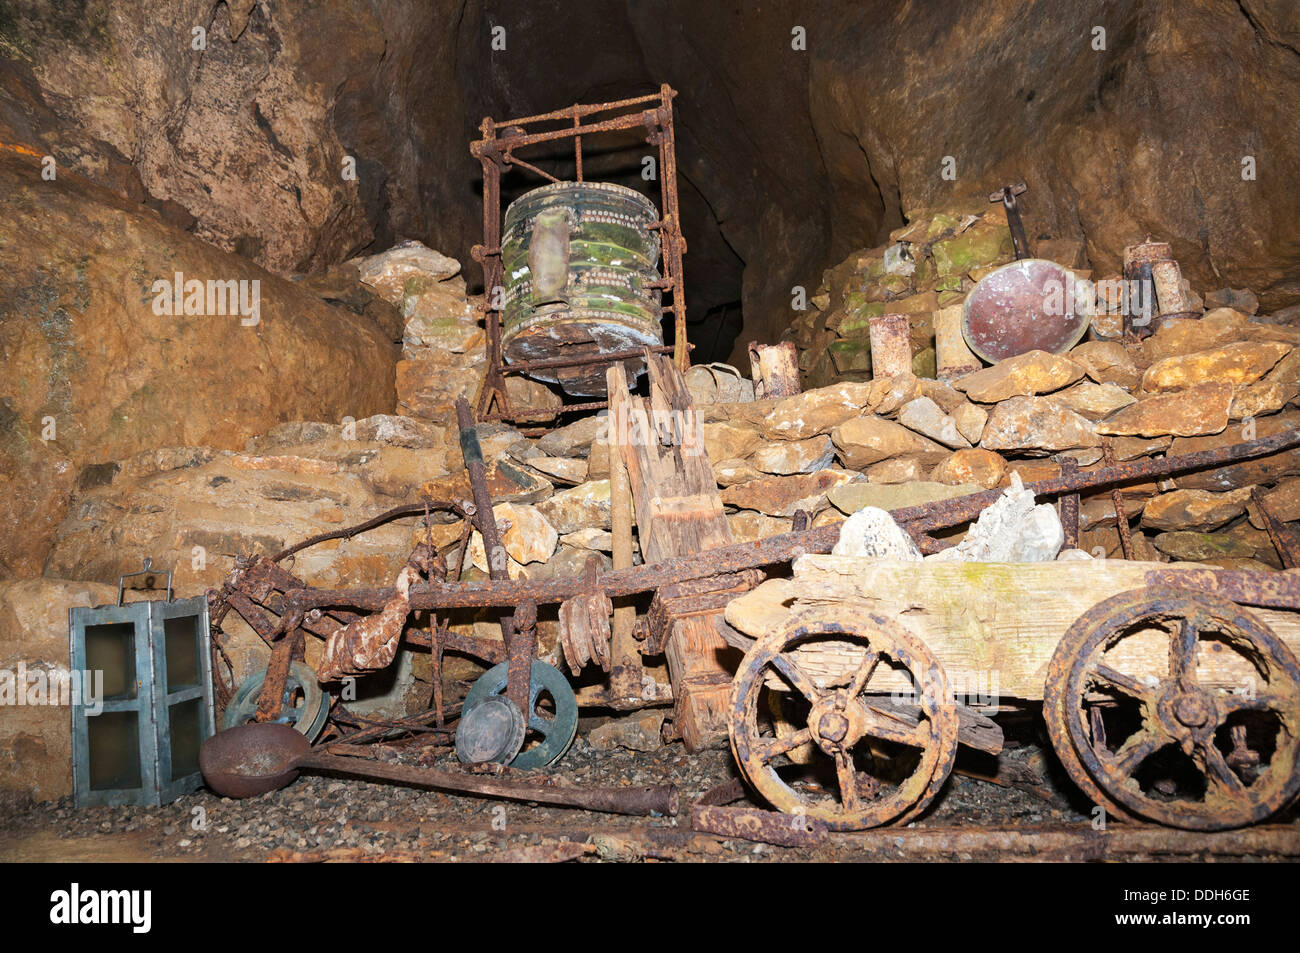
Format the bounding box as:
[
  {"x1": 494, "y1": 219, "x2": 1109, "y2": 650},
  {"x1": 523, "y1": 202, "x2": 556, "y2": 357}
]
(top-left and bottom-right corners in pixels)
[
  {"x1": 87, "y1": 710, "x2": 141, "y2": 790},
  {"x1": 84, "y1": 621, "x2": 137, "y2": 700},
  {"x1": 163, "y1": 614, "x2": 200, "y2": 690},
  {"x1": 168, "y1": 697, "x2": 202, "y2": 781}
]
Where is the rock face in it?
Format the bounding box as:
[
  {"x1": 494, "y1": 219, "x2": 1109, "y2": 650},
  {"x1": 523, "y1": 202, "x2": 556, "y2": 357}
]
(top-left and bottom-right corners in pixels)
[
  {"x1": 5, "y1": 1, "x2": 1297, "y2": 369},
  {"x1": 0, "y1": 0, "x2": 471, "y2": 275},
  {"x1": 0, "y1": 154, "x2": 398, "y2": 577},
  {"x1": 0, "y1": 578, "x2": 118, "y2": 805}
]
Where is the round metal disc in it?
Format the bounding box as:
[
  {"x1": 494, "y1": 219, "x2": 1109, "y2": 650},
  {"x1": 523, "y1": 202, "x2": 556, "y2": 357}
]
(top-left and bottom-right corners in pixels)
[
  {"x1": 455, "y1": 695, "x2": 527, "y2": 765},
  {"x1": 461, "y1": 660, "x2": 579, "y2": 769},
  {"x1": 962, "y1": 258, "x2": 1091, "y2": 363}
]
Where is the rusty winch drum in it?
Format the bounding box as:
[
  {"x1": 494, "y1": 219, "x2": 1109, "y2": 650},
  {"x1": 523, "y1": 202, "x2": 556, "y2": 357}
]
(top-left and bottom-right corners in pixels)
[{"x1": 501, "y1": 181, "x2": 664, "y2": 397}]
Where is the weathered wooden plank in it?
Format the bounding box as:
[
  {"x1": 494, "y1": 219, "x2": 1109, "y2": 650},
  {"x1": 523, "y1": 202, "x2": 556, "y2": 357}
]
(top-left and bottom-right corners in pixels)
[
  {"x1": 610, "y1": 353, "x2": 738, "y2": 749},
  {"x1": 724, "y1": 558, "x2": 1300, "y2": 700}
]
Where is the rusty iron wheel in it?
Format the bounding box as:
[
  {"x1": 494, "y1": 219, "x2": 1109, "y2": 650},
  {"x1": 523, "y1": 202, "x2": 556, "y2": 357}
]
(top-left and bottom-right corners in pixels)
[
  {"x1": 1043, "y1": 644, "x2": 1135, "y2": 824},
  {"x1": 1056, "y1": 587, "x2": 1300, "y2": 831},
  {"x1": 729, "y1": 608, "x2": 958, "y2": 831}
]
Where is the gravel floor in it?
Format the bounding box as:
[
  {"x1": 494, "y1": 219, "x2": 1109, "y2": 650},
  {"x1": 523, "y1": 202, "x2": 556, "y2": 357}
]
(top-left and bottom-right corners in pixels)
[{"x1": 4, "y1": 720, "x2": 1297, "y2": 862}]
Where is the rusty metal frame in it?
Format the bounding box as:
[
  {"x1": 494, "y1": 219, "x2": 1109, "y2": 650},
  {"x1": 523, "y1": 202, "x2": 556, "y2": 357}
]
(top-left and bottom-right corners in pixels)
[{"x1": 469, "y1": 85, "x2": 690, "y2": 426}]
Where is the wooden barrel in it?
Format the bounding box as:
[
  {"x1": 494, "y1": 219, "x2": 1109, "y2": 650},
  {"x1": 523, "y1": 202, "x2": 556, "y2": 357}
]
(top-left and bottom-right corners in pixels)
[{"x1": 501, "y1": 181, "x2": 664, "y2": 397}]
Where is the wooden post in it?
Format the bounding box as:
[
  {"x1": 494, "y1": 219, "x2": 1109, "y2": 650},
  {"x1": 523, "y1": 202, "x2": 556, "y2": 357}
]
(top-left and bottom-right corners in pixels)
[
  {"x1": 608, "y1": 352, "x2": 739, "y2": 749},
  {"x1": 606, "y1": 365, "x2": 642, "y2": 706}
]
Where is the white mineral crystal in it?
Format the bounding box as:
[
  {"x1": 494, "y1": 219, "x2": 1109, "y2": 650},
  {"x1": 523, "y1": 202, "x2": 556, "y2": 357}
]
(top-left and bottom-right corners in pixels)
[
  {"x1": 832, "y1": 506, "x2": 923, "y2": 560},
  {"x1": 925, "y1": 471, "x2": 1064, "y2": 563}
]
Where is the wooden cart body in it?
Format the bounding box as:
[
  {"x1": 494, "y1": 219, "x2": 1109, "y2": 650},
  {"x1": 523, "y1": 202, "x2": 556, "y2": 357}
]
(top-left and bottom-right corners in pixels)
[{"x1": 724, "y1": 557, "x2": 1300, "y2": 701}]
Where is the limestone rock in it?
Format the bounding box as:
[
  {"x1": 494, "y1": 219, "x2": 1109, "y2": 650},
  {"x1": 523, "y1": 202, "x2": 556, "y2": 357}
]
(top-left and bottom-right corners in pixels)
[
  {"x1": 561, "y1": 528, "x2": 615, "y2": 552},
  {"x1": 396, "y1": 349, "x2": 485, "y2": 420},
  {"x1": 1254, "y1": 477, "x2": 1300, "y2": 523},
  {"x1": 536, "y1": 480, "x2": 611, "y2": 534},
  {"x1": 586, "y1": 441, "x2": 611, "y2": 480},
  {"x1": 952, "y1": 402, "x2": 988, "y2": 444},
  {"x1": 728, "y1": 511, "x2": 795, "y2": 543},
  {"x1": 684, "y1": 364, "x2": 754, "y2": 405},
  {"x1": 589, "y1": 710, "x2": 664, "y2": 752},
  {"x1": 761, "y1": 382, "x2": 874, "y2": 439},
  {"x1": 1141, "y1": 487, "x2": 1252, "y2": 532},
  {"x1": 0, "y1": 578, "x2": 118, "y2": 803},
  {"x1": 1140, "y1": 341, "x2": 1291, "y2": 392},
  {"x1": 721, "y1": 470, "x2": 859, "y2": 517},
  {"x1": 1140, "y1": 309, "x2": 1251, "y2": 363},
  {"x1": 1152, "y1": 532, "x2": 1257, "y2": 562},
  {"x1": 1110, "y1": 435, "x2": 1172, "y2": 461},
  {"x1": 487, "y1": 503, "x2": 557, "y2": 565},
  {"x1": 980, "y1": 397, "x2": 1100, "y2": 452},
  {"x1": 703, "y1": 422, "x2": 763, "y2": 462},
  {"x1": 352, "y1": 415, "x2": 448, "y2": 449},
  {"x1": 750, "y1": 435, "x2": 835, "y2": 474},
  {"x1": 828, "y1": 481, "x2": 979, "y2": 515},
  {"x1": 1051, "y1": 382, "x2": 1137, "y2": 419},
  {"x1": 831, "y1": 416, "x2": 948, "y2": 468},
  {"x1": 527, "y1": 456, "x2": 588, "y2": 485},
  {"x1": 1095, "y1": 382, "x2": 1233, "y2": 437},
  {"x1": 868, "y1": 374, "x2": 922, "y2": 415},
  {"x1": 897, "y1": 396, "x2": 971, "y2": 448},
  {"x1": 505, "y1": 377, "x2": 563, "y2": 417},
  {"x1": 1170, "y1": 412, "x2": 1300, "y2": 491},
  {"x1": 928, "y1": 473, "x2": 1064, "y2": 563},
  {"x1": 864, "y1": 457, "x2": 928, "y2": 484},
  {"x1": 356, "y1": 240, "x2": 461, "y2": 302},
  {"x1": 0, "y1": 154, "x2": 397, "y2": 577},
  {"x1": 361, "y1": 445, "x2": 452, "y2": 498},
  {"x1": 917, "y1": 378, "x2": 968, "y2": 414},
  {"x1": 713, "y1": 458, "x2": 767, "y2": 487},
  {"x1": 400, "y1": 275, "x2": 481, "y2": 352},
  {"x1": 956, "y1": 350, "x2": 1086, "y2": 403},
  {"x1": 536, "y1": 416, "x2": 609, "y2": 458},
  {"x1": 1068, "y1": 341, "x2": 1141, "y2": 388},
  {"x1": 931, "y1": 448, "x2": 1008, "y2": 488},
  {"x1": 831, "y1": 507, "x2": 923, "y2": 559}
]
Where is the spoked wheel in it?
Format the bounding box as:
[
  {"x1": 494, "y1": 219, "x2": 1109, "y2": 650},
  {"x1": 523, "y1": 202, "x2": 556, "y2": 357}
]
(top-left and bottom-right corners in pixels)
[
  {"x1": 729, "y1": 608, "x2": 958, "y2": 831},
  {"x1": 1046, "y1": 587, "x2": 1300, "y2": 830}
]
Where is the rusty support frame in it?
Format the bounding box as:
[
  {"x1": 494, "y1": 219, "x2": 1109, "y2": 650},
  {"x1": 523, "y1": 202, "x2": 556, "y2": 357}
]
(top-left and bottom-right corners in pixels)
[{"x1": 471, "y1": 85, "x2": 690, "y2": 426}]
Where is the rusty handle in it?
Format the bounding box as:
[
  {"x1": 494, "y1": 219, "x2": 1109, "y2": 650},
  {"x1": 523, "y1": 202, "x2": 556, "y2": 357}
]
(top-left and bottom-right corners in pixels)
[{"x1": 300, "y1": 752, "x2": 679, "y2": 816}]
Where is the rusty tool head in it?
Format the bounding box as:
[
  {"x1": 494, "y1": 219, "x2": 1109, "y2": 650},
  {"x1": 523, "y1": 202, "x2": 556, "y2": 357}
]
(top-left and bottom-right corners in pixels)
[
  {"x1": 200, "y1": 722, "x2": 311, "y2": 798},
  {"x1": 989, "y1": 182, "x2": 1031, "y2": 260},
  {"x1": 962, "y1": 258, "x2": 1091, "y2": 362}
]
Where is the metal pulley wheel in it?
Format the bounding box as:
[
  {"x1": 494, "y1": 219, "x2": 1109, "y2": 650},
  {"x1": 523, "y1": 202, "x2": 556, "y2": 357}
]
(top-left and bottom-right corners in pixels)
[
  {"x1": 223, "y1": 661, "x2": 329, "y2": 741},
  {"x1": 1044, "y1": 587, "x2": 1300, "y2": 830},
  {"x1": 458, "y1": 660, "x2": 579, "y2": 769},
  {"x1": 729, "y1": 608, "x2": 958, "y2": 831}
]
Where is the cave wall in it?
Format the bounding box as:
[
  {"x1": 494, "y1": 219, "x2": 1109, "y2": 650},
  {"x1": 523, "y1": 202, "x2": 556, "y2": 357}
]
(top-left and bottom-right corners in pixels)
[{"x1": 2, "y1": 0, "x2": 1298, "y2": 373}]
